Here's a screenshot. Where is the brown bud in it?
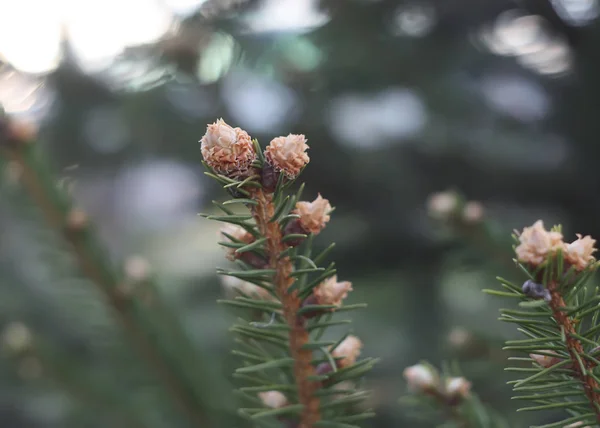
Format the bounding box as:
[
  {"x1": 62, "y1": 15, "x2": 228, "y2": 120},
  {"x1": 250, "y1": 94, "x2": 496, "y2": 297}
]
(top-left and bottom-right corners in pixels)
[
  {"x1": 331, "y1": 335, "x2": 362, "y2": 369},
  {"x1": 200, "y1": 119, "x2": 255, "y2": 177},
  {"x1": 66, "y1": 208, "x2": 88, "y2": 231},
  {"x1": 564, "y1": 234, "x2": 597, "y2": 271},
  {"x1": 264, "y1": 134, "x2": 309, "y2": 179},
  {"x1": 515, "y1": 220, "x2": 564, "y2": 267},
  {"x1": 312, "y1": 276, "x2": 352, "y2": 309},
  {"x1": 293, "y1": 194, "x2": 332, "y2": 235}
]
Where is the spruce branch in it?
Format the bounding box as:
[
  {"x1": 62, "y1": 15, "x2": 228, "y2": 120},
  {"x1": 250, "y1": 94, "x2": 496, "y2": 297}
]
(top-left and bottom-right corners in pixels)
[
  {"x1": 401, "y1": 362, "x2": 510, "y2": 428},
  {"x1": 486, "y1": 220, "x2": 600, "y2": 427},
  {"x1": 251, "y1": 188, "x2": 322, "y2": 426},
  {"x1": 0, "y1": 114, "x2": 206, "y2": 426},
  {"x1": 200, "y1": 119, "x2": 374, "y2": 427},
  {"x1": 1, "y1": 322, "x2": 147, "y2": 428}
]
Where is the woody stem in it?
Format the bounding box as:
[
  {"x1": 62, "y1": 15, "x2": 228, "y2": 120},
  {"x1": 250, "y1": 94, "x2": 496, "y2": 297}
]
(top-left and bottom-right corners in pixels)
[{"x1": 252, "y1": 189, "x2": 320, "y2": 428}]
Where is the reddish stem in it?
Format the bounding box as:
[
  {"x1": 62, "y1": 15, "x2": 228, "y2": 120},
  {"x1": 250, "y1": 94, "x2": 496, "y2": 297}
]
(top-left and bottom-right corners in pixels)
[{"x1": 252, "y1": 189, "x2": 321, "y2": 427}]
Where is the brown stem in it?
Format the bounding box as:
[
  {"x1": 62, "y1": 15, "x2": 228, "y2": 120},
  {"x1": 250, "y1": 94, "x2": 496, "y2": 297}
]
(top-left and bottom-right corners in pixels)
[
  {"x1": 3, "y1": 148, "x2": 204, "y2": 427},
  {"x1": 547, "y1": 281, "x2": 600, "y2": 423},
  {"x1": 252, "y1": 189, "x2": 320, "y2": 428}
]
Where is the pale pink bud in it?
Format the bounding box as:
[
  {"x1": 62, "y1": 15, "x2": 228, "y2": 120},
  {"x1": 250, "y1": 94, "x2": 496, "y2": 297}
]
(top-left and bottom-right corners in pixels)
[
  {"x1": 264, "y1": 134, "x2": 309, "y2": 178},
  {"x1": 200, "y1": 119, "x2": 255, "y2": 175},
  {"x1": 220, "y1": 275, "x2": 273, "y2": 300},
  {"x1": 294, "y1": 194, "x2": 332, "y2": 235},
  {"x1": 530, "y1": 351, "x2": 562, "y2": 368},
  {"x1": 313, "y1": 276, "x2": 352, "y2": 309},
  {"x1": 445, "y1": 377, "x2": 471, "y2": 400},
  {"x1": 427, "y1": 191, "x2": 459, "y2": 219},
  {"x1": 258, "y1": 391, "x2": 287, "y2": 409},
  {"x1": 564, "y1": 422, "x2": 591, "y2": 428},
  {"x1": 124, "y1": 255, "x2": 151, "y2": 282},
  {"x1": 2, "y1": 322, "x2": 33, "y2": 353},
  {"x1": 564, "y1": 234, "x2": 597, "y2": 271},
  {"x1": 219, "y1": 224, "x2": 254, "y2": 261},
  {"x1": 462, "y1": 201, "x2": 484, "y2": 223},
  {"x1": 515, "y1": 220, "x2": 564, "y2": 266},
  {"x1": 331, "y1": 335, "x2": 363, "y2": 369},
  {"x1": 403, "y1": 364, "x2": 437, "y2": 392}
]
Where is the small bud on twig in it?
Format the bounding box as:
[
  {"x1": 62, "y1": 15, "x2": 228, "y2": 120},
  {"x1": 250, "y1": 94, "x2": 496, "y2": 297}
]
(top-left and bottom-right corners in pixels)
[
  {"x1": 444, "y1": 377, "x2": 471, "y2": 403},
  {"x1": 259, "y1": 390, "x2": 288, "y2": 409},
  {"x1": 2, "y1": 322, "x2": 33, "y2": 354},
  {"x1": 293, "y1": 194, "x2": 332, "y2": 236},
  {"x1": 264, "y1": 134, "x2": 309, "y2": 179},
  {"x1": 530, "y1": 351, "x2": 564, "y2": 368},
  {"x1": 200, "y1": 119, "x2": 256, "y2": 178},
  {"x1": 331, "y1": 335, "x2": 363, "y2": 369},
  {"x1": 403, "y1": 364, "x2": 438, "y2": 392}
]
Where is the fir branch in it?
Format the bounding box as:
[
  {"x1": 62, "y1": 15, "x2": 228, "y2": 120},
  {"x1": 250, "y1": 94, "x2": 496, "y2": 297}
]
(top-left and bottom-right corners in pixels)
[
  {"x1": 487, "y1": 219, "x2": 600, "y2": 427},
  {"x1": 0, "y1": 116, "x2": 205, "y2": 426},
  {"x1": 401, "y1": 362, "x2": 509, "y2": 428},
  {"x1": 200, "y1": 119, "x2": 373, "y2": 427},
  {"x1": 546, "y1": 279, "x2": 600, "y2": 422}
]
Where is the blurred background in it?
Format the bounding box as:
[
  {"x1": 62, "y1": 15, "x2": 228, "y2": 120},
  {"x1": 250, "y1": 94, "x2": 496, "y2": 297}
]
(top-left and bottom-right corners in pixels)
[{"x1": 1, "y1": 0, "x2": 600, "y2": 426}]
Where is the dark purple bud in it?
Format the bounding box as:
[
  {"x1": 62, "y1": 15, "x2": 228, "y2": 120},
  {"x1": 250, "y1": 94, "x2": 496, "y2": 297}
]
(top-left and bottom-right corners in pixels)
[
  {"x1": 283, "y1": 219, "x2": 308, "y2": 247},
  {"x1": 315, "y1": 362, "x2": 334, "y2": 376},
  {"x1": 299, "y1": 295, "x2": 320, "y2": 319},
  {"x1": 239, "y1": 252, "x2": 269, "y2": 269},
  {"x1": 542, "y1": 289, "x2": 552, "y2": 302},
  {"x1": 522, "y1": 280, "x2": 550, "y2": 301},
  {"x1": 261, "y1": 163, "x2": 280, "y2": 193},
  {"x1": 280, "y1": 419, "x2": 299, "y2": 428}
]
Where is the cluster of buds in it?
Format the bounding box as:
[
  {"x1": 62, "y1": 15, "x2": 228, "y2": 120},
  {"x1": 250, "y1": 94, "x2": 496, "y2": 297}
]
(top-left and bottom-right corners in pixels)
[
  {"x1": 315, "y1": 335, "x2": 363, "y2": 379},
  {"x1": 515, "y1": 220, "x2": 597, "y2": 272},
  {"x1": 403, "y1": 363, "x2": 471, "y2": 405},
  {"x1": 201, "y1": 120, "x2": 331, "y2": 246},
  {"x1": 427, "y1": 190, "x2": 484, "y2": 225},
  {"x1": 200, "y1": 119, "x2": 310, "y2": 186}
]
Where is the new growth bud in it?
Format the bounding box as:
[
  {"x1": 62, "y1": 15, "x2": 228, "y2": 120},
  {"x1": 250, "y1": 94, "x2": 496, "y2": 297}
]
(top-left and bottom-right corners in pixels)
[
  {"x1": 200, "y1": 119, "x2": 255, "y2": 177},
  {"x1": 312, "y1": 276, "x2": 352, "y2": 309},
  {"x1": 264, "y1": 134, "x2": 309, "y2": 179},
  {"x1": 564, "y1": 234, "x2": 597, "y2": 271},
  {"x1": 403, "y1": 364, "x2": 438, "y2": 392},
  {"x1": 427, "y1": 191, "x2": 459, "y2": 220},
  {"x1": 293, "y1": 194, "x2": 332, "y2": 236},
  {"x1": 332, "y1": 335, "x2": 362, "y2": 369},
  {"x1": 530, "y1": 351, "x2": 563, "y2": 368},
  {"x1": 259, "y1": 390, "x2": 288, "y2": 409},
  {"x1": 220, "y1": 275, "x2": 273, "y2": 301},
  {"x1": 445, "y1": 377, "x2": 471, "y2": 402},
  {"x1": 515, "y1": 220, "x2": 564, "y2": 267}
]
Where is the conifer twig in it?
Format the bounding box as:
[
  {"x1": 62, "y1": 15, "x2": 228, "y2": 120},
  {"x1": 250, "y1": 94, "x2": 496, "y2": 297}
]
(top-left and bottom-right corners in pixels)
[{"x1": 0, "y1": 117, "x2": 205, "y2": 426}]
